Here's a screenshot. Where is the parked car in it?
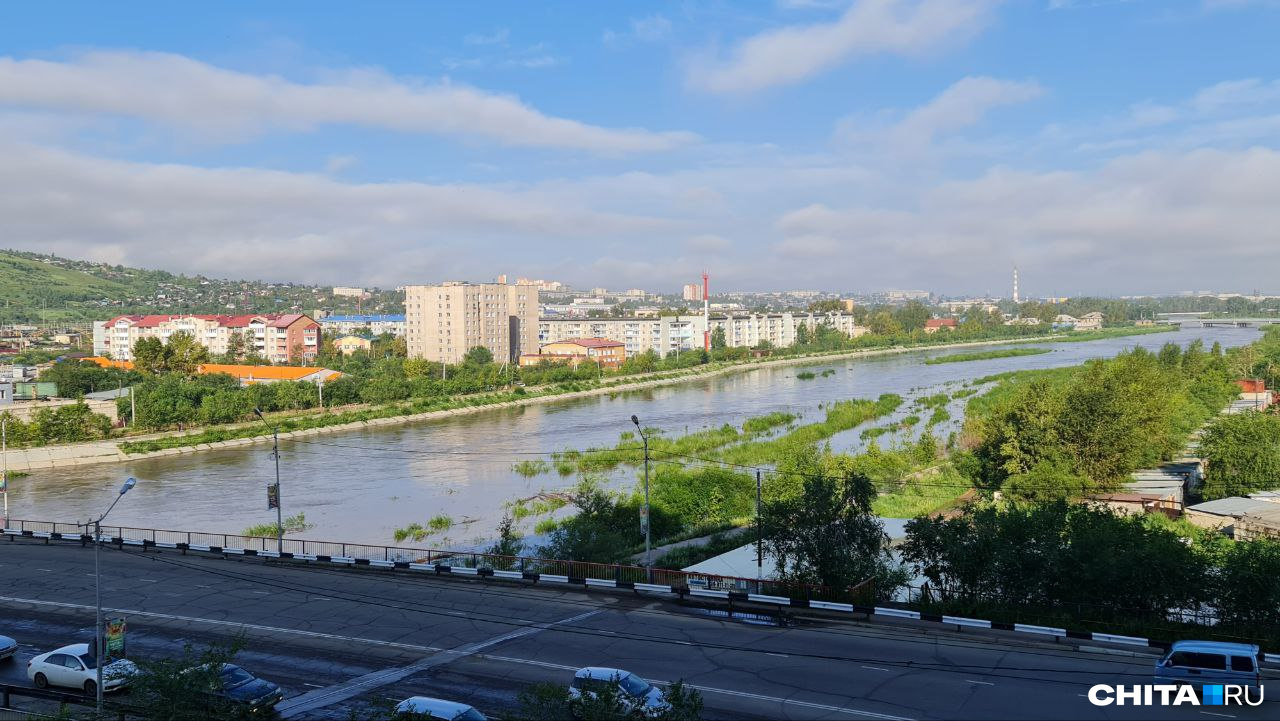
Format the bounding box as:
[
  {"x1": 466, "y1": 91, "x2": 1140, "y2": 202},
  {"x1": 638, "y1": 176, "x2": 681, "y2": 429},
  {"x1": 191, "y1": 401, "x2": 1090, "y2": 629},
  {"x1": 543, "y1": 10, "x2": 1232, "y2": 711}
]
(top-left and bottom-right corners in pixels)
[
  {"x1": 184, "y1": 663, "x2": 284, "y2": 712},
  {"x1": 394, "y1": 696, "x2": 487, "y2": 720},
  {"x1": 568, "y1": 667, "x2": 669, "y2": 717},
  {"x1": 27, "y1": 644, "x2": 137, "y2": 695},
  {"x1": 0, "y1": 634, "x2": 17, "y2": 662},
  {"x1": 1154, "y1": 640, "x2": 1262, "y2": 689}
]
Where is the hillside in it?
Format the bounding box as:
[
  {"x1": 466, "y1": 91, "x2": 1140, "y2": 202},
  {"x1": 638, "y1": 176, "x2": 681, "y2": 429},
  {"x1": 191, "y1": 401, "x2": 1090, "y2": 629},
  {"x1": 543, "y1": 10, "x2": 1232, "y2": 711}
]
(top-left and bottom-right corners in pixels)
[{"x1": 0, "y1": 250, "x2": 403, "y2": 325}]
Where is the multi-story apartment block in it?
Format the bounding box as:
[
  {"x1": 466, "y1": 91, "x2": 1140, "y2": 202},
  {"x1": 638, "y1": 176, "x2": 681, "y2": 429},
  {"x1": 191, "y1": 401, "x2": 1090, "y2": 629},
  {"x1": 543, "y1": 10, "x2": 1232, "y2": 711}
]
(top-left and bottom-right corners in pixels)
[
  {"x1": 93, "y1": 313, "x2": 320, "y2": 364},
  {"x1": 539, "y1": 312, "x2": 866, "y2": 358},
  {"x1": 318, "y1": 314, "x2": 406, "y2": 337},
  {"x1": 682, "y1": 283, "x2": 704, "y2": 301},
  {"x1": 404, "y1": 281, "x2": 538, "y2": 364},
  {"x1": 539, "y1": 315, "x2": 704, "y2": 358}
]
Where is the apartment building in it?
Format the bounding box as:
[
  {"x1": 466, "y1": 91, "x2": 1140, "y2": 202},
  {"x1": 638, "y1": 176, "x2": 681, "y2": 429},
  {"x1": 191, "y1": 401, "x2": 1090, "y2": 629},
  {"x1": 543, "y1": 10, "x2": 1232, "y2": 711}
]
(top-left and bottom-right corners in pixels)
[
  {"x1": 540, "y1": 315, "x2": 704, "y2": 358},
  {"x1": 709, "y1": 311, "x2": 867, "y2": 349},
  {"x1": 404, "y1": 281, "x2": 538, "y2": 364},
  {"x1": 538, "y1": 312, "x2": 866, "y2": 357},
  {"x1": 318, "y1": 314, "x2": 406, "y2": 337},
  {"x1": 93, "y1": 313, "x2": 320, "y2": 364},
  {"x1": 519, "y1": 338, "x2": 626, "y2": 370}
]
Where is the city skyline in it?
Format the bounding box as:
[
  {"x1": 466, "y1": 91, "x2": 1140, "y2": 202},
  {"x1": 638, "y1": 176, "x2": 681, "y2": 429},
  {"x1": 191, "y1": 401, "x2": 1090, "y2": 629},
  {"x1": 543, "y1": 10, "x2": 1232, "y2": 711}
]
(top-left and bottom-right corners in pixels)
[{"x1": 1, "y1": 1, "x2": 1279, "y2": 294}]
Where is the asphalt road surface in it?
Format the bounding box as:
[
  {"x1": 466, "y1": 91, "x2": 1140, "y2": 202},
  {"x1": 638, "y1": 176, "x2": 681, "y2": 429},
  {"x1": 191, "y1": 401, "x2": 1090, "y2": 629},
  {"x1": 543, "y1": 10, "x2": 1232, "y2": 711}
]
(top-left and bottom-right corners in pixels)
[{"x1": 0, "y1": 539, "x2": 1274, "y2": 720}]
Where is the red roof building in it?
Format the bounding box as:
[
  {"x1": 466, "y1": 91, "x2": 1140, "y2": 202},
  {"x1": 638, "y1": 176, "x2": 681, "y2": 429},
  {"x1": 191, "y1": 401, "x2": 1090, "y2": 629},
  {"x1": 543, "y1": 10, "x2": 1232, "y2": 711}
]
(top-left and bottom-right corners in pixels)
[
  {"x1": 923, "y1": 318, "x2": 958, "y2": 333},
  {"x1": 93, "y1": 313, "x2": 319, "y2": 364}
]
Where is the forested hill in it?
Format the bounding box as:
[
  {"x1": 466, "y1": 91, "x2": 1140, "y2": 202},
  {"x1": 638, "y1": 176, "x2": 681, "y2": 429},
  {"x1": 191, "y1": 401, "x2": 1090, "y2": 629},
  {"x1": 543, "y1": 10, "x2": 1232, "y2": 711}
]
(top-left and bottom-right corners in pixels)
[{"x1": 0, "y1": 250, "x2": 402, "y2": 324}]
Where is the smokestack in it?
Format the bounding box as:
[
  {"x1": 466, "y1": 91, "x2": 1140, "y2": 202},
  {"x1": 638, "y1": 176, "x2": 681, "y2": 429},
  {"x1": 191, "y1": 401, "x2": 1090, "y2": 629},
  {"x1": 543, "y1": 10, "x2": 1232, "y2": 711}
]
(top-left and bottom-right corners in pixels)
[{"x1": 1012, "y1": 266, "x2": 1020, "y2": 305}]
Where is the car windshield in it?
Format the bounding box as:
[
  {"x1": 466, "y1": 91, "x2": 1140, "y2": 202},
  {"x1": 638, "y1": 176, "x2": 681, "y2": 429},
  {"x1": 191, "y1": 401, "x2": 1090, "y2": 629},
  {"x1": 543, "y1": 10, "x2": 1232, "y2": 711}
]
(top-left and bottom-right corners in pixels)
[
  {"x1": 619, "y1": 674, "x2": 652, "y2": 697},
  {"x1": 220, "y1": 666, "x2": 255, "y2": 688},
  {"x1": 456, "y1": 709, "x2": 486, "y2": 721}
]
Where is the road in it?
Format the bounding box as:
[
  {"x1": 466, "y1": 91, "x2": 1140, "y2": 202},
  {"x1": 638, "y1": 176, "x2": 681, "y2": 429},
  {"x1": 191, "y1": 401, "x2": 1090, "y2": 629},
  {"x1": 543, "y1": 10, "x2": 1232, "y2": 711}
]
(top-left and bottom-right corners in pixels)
[{"x1": 0, "y1": 540, "x2": 1274, "y2": 720}]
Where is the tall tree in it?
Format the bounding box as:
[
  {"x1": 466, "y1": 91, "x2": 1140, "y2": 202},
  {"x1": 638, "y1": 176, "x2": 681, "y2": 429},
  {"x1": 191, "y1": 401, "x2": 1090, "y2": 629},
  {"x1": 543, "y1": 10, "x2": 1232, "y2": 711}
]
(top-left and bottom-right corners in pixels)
[
  {"x1": 762, "y1": 470, "x2": 902, "y2": 596},
  {"x1": 132, "y1": 336, "x2": 168, "y2": 375},
  {"x1": 165, "y1": 331, "x2": 210, "y2": 375}
]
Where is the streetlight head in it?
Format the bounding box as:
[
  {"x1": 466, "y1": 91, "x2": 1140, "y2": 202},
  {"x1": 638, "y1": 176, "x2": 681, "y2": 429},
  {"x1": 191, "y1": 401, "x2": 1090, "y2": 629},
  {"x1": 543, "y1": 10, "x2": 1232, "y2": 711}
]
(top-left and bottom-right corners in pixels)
[
  {"x1": 630, "y1": 414, "x2": 640, "y2": 427},
  {"x1": 119, "y1": 477, "x2": 136, "y2": 495}
]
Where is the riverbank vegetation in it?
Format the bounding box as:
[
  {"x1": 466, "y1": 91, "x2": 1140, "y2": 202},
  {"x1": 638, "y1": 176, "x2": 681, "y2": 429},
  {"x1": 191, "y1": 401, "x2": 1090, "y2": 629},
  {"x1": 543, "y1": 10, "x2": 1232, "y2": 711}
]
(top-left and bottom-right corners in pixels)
[
  {"x1": 243, "y1": 512, "x2": 312, "y2": 538},
  {"x1": 902, "y1": 502, "x2": 1280, "y2": 646},
  {"x1": 961, "y1": 341, "x2": 1237, "y2": 501},
  {"x1": 924, "y1": 348, "x2": 1051, "y2": 365}
]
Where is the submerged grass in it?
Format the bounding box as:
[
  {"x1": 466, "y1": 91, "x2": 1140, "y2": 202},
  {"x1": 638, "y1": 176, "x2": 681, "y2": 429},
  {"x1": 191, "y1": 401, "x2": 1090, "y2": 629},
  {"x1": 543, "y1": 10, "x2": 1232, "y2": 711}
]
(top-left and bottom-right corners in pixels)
[{"x1": 925, "y1": 348, "x2": 1052, "y2": 365}]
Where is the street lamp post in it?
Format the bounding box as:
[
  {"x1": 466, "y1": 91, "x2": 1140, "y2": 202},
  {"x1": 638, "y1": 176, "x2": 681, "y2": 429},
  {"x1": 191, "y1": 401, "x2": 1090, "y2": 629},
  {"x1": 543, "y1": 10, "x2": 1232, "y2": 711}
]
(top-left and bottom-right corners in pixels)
[
  {"x1": 254, "y1": 408, "x2": 283, "y2": 555},
  {"x1": 86, "y1": 476, "x2": 136, "y2": 715},
  {"x1": 630, "y1": 415, "x2": 651, "y2": 571}
]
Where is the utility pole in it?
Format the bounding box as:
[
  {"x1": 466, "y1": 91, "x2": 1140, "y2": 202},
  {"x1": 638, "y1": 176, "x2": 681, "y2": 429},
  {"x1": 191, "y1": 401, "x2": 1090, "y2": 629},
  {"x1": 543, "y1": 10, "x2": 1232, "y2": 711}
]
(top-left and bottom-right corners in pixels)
[
  {"x1": 86, "y1": 477, "x2": 136, "y2": 715},
  {"x1": 2, "y1": 417, "x2": 8, "y2": 528},
  {"x1": 631, "y1": 415, "x2": 651, "y2": 575},
  {"x1": 755, "y1": 470, "x2": 762, "y2": 588},
  {"x1": 254, "y1": 408, "x2": 283, "y2": 554}
]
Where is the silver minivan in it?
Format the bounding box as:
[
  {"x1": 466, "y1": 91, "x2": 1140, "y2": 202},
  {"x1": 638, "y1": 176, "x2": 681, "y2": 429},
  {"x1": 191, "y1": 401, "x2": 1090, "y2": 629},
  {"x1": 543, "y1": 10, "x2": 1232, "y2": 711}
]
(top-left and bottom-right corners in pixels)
[{"x1": 1154, "y1": 640, "x2": 1262, "y2": 689}]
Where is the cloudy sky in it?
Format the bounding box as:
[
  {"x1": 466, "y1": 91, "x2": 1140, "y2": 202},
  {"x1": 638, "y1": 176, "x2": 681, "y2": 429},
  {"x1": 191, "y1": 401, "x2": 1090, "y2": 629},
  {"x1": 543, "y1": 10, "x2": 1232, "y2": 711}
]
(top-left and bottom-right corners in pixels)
[{"x1": 2, "y1": 1, "x2": 1278, "y2": 296}]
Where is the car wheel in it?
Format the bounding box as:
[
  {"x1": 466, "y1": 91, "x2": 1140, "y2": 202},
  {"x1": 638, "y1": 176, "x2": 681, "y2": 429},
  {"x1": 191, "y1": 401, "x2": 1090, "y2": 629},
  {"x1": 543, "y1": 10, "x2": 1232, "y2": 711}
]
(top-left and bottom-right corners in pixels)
[
  {"x1": 84, "y1": 679, "x2": 97, "y2": 696},
  {"x1": 33, "y1": 673, "x2": 49, "y2": 688}
]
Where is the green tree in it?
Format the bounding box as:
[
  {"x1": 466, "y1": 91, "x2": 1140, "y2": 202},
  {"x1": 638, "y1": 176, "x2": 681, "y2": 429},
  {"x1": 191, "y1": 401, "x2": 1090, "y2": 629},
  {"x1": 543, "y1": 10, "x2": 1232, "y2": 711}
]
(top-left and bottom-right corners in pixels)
[
  {"x1": 165, "y1": 331, "x2": 210, "y2": 375},
  {"x1": 867, "y1": 311, "x2": 903, "y2": 336},
  {"x1": 1200, "y1": 411, "x2": 1280, "y2": 499},
  {"x1": 761, "y1": 470, "x2": 903, "y2": 596},
  {"x1": 464, "y1": 346, "x2": 494, "y2": 366},
  {"x1": 125, "y1": 640, "x2": 264, "y2": 721},
  {"x1": 710, "y1": 326, "x2": 727, "y2": 350},
  {"x1": 893, "y1": 301, "x2": 931, "y2": 332},
  {"x1": 132, "y1": 336, "x2": 168, "y2": 375},
  {"x1": 807, "y1": 299, "x2": 844, "y2": 313}
]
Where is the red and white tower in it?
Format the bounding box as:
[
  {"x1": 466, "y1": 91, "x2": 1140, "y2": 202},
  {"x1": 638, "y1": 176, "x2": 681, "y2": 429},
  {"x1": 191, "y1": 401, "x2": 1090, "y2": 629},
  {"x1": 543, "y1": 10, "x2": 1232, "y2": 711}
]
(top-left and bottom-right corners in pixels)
[{"x1": 702, "y1": 271, "x2": 710, "y2": 352}]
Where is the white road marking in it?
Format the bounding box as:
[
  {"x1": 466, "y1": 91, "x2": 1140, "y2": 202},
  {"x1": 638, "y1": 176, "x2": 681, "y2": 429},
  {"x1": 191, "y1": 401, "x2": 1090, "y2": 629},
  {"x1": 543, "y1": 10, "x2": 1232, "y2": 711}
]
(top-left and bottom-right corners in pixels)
[
  {"x1": 862, "y1": 665, "x2": 892, "y2": 672},
  {"x1": 0, "y1": 595, "x2": 914, "y2": 721},
  {"x1": 1199, "y1": 713, "x2": 1235, "y2": 719},
  {"x1": 275, "y1": 609, "x2": 603, "y2": 719},
  {"x1": 965, "y1": 680, "x2": 995, "y2": 686},
  {"x1": 37, "y1": 569, "x2": 53, "y2": 572},
  {"x1": 766, "y1": 652, "x2": 790, "y2": 658},
  {"x1": 302, "y1": 682, "x2": 325, "y2": 688}
]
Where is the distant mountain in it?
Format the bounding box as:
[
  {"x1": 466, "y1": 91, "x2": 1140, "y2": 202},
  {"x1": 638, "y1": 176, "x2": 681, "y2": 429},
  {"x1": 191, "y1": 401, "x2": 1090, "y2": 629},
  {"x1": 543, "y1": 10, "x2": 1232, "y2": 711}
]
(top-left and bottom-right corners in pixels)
[{"x1": 0, "y1": 250, "x2": 402, "y2": 325}]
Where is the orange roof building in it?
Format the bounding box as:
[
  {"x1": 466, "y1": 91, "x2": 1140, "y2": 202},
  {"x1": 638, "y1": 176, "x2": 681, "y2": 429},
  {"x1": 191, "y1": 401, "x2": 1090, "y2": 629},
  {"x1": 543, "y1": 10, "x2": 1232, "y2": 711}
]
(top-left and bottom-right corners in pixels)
[{"x1": 83, "y1": 357, "x2": 341, "y2": 386}]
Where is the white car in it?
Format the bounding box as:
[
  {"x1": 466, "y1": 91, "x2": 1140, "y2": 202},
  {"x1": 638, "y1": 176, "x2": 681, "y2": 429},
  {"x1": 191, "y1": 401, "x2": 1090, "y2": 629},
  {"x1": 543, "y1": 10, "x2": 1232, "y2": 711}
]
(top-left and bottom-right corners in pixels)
[
  {"x1": 27, "y1": 643, "x2": 138, "y2": 695},
  {"x1": 394, "y1": 696, "x2": 487, "y2": 720},
  {"x1": 568, "y1": 667, "x2": 669, "y2": 717},
  {"x1": 0, "y1": 634, "x2": 17, "y2": 661}
]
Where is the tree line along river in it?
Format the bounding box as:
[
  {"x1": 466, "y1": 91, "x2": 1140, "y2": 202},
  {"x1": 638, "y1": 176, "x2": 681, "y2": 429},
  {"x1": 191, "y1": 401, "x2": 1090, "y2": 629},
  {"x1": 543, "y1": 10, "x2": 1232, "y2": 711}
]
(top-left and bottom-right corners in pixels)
[{"x1": 5, "y1": 326, "x2": 1260, "y2": 547}]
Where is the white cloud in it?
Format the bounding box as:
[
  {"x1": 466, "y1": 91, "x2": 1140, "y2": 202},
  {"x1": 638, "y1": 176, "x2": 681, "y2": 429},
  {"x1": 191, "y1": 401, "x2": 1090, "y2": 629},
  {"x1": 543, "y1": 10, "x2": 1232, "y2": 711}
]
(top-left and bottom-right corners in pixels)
[
  {"x1": 0, "y1": 141, "x2": 676, "y2": 287},
  {"x1": 632, "y1": 15, "x2": 674, "y2": 43},
  {"x1": 603, "y1": 15, "x2": 674, "y2": 49},
  {"x1": 773, "y1": 147, "x2": 1280, "y2": 293},
  {"x1": 891, "y1": 76, "x2": 1042, "y2": 145},
  {"x1": 0, "y1": 51, "x2": 695, "y2": 153},
  {"x1": 464, "y1": 28, "x2": 510, "y2": 46},
  {"x1": 1192, "y1": 78, "x2": 1280, "y2": 111},
  {"x1": 834, "y1": 76, "x2": 1042, "y2": 159},
  {"x1": 687, "y1": 0, "x2": 1001, "y2": 94}
]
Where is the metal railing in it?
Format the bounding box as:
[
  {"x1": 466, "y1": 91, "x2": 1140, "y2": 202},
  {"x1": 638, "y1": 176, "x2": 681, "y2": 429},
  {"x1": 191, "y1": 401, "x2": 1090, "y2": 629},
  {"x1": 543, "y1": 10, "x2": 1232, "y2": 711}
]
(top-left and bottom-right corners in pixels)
[{"x1": 2, "y1": 519, "x2": 875, "y2": 605}]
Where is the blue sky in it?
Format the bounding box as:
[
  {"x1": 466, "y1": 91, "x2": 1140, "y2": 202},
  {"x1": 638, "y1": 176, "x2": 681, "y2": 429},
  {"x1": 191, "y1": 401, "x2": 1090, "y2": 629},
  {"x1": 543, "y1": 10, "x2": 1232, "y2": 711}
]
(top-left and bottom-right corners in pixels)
[{"x1": 1, "y1": 1, "x2": 1278, "y2": 296}]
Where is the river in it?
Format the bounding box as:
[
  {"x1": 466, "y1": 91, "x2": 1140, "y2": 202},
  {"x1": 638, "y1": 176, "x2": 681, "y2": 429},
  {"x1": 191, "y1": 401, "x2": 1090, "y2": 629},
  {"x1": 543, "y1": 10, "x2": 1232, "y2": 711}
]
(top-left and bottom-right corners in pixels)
[{"x1": 4, "y1": 326, "x2": 1259, "y2": 547}]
